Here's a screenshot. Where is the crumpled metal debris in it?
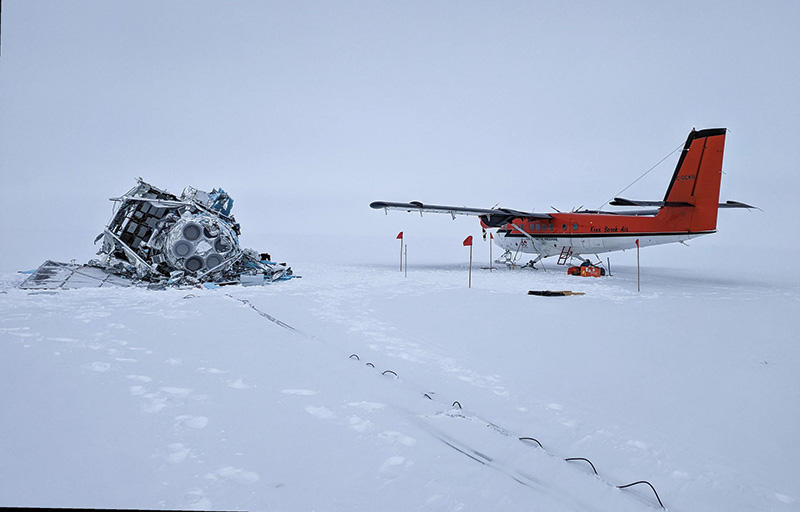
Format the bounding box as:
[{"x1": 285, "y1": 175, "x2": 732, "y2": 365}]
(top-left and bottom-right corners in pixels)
[{"x1": 20, "y1": 178, "x2": 293, "y2": 289}]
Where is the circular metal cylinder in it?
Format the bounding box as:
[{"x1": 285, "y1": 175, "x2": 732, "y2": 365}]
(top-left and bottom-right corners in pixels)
[
  {"x1": 184, "y1": 255, "x2": 204, "y2": 272},
  {"x1": 182, "y1": 222, "x2": 202, "y2": 241},
  {"x1": 205, "y1": 253, "x2": 224, "y2": 270},
  {"x1": 172, "y1": 240, "x2": 194, "y2": 258}
]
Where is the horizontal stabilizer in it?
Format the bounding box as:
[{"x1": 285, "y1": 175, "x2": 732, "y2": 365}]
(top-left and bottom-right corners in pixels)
[{"x1": 718, "y1": 200, "x2": 758, "y2": 209}]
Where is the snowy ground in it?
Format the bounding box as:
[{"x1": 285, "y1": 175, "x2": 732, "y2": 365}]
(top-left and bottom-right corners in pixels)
[{"x1": 0, "y1": 256, "x2": 798, "y2": 511}]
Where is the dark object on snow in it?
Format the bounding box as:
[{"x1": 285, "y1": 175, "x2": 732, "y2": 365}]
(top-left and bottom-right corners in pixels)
[
  {"x1": 528, "y1": 290, "x2": 586, "y2": 297},
  {"x1": 527, "y1": 290, "x2": 585, "y2": 296}
]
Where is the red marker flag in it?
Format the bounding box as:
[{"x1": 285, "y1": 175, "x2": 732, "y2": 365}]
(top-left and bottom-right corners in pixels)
[
  {"x1": 463, "y1": 235, "x2": 473, "y2": 246},
  {"x1": 490, "y1": 232, "x2": 494, "y2": 240},
  {"x1": 396, "y1": 231, "x2": 403, "y2": 240},
  {"x1": 635, "y1": 238, "x2": 639, "y2": 247}
]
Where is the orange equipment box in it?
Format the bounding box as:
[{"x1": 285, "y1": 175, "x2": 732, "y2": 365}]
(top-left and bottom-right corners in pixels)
[
  {"x1": 567, "y1": 265, "x2": 605, "y2": 277},
  {"x1": 581, "y1": 266, "x2": 603, "y2": 277}
]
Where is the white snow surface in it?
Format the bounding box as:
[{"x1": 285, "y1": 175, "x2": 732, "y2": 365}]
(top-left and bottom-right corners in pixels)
[{"x1": 0, "y1": 259, "x2": 798, "y2": 511}]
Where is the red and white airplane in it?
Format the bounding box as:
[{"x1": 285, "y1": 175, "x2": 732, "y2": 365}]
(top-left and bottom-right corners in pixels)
[{"x1": 371, "y1": 128, "x2": 755, "y2": 267}]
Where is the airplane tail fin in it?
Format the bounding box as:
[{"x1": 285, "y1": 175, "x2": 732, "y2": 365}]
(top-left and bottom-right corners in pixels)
[{"x1": 661, "y1": 128, "x2": 727, "y2": 232}]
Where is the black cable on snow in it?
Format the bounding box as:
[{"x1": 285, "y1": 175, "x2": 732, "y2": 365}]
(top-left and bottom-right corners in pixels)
[
  {"x1": 617, "y1": 481, "x2": 665, "y2": 508},
  {"x1": 225, "y1": 294, "x2": 305, "y2": 335},
  {"x1": 565, "y1": 457, "x2": 598, "y2": 475},
  {"x1": 518, "y1": 437, "x2": 544, "y2": 449}
]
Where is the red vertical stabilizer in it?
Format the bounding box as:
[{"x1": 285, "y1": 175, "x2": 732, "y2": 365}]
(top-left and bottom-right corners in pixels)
[{"x1": 659, "y1": 128, "x2": 726, "y2": 232}]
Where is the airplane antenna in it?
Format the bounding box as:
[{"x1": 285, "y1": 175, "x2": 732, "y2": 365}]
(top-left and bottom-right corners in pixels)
[{"x1": 595, "y1": 140, "x2": 684, "y2": 211}]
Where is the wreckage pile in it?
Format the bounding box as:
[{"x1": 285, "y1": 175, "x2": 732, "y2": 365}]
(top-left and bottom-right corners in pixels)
[{"x1": 20, "y1": 179, "x2": 293, "y2": 289}]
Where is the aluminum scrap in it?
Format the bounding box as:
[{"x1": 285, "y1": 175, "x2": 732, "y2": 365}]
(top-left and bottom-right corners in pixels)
[{"x1": 20, "y1": 178, "x2": 294, "y2": 289}]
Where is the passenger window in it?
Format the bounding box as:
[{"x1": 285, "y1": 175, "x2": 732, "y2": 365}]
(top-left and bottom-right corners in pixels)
[
  {"x1": 562, "y1": 224, "x2": 567, "y2": 231},
  {"x1": 572, "y1": 223, "x2": 578, "y2": 231}
]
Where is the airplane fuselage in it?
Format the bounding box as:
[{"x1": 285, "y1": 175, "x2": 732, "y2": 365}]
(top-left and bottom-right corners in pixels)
[{"x1": 490, "y1": 209, "x2": 714, "y2": 258}]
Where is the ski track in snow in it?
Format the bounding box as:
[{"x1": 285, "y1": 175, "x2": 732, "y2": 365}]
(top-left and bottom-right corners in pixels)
[{"x1": 0, "y1": 264, "x2": 798, "y2": 511}]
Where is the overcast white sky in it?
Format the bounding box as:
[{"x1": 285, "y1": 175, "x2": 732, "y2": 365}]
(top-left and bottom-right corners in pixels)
[{"x1": 1, "y1": 1, "x2": 798, "y2": 271}]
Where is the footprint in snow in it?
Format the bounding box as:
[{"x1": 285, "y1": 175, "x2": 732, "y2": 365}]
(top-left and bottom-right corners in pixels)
[
  {"x1": 166, "y1": 442, "x2": 192, "y2": 464},
  {"x1": 126, "y1": 374, "x2": 152, "y2": 383},
  {"x1": 348, "y1": 415, "x2": 373, "y2": 432},
  {"x1": 205, "y1": 466, "x2": 260, "y2": 484},
  {"x1": 227, "y1": 378, "x2": 252, "y2": 389},
  {"x1": 161, "y1": 386, "x2": 192, "y2": 397},
  {"x1": 347, "y1": 401, "x2": 386, "y2": 411},
  {"x1": 281, "y1": 389, "x2": 317, "y2": 396},
  {"x1": 379, "y1": 456, "x2": 413, "y2": 479},
  {"x1": 305, "y1": 405, "x2": 334, "y2": 419},
  {"x1": 84, "y1": 361, "x2": 111, "y2": 373},
  {"x1": 175, "y1": 415, "x2": 209, "y2": 429},
  {"x1": 379, "y1": 431, "x2": 417, "y2": 447},
  {"x1": 141, "y1": 393, "x2": 168, "y2": 413},
  {"x1": 197, "y1": 367, "x2": 228, "y2": 375}
]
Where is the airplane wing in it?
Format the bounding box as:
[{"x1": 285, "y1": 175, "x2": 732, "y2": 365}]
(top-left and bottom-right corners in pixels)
[{"x1": 369, "y1": 201, "x2": 551, "y2": 227}]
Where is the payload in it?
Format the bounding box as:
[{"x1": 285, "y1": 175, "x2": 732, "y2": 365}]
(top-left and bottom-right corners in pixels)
[{"x1": 20, "y1": 179, "x2": 293, "y2": 289}]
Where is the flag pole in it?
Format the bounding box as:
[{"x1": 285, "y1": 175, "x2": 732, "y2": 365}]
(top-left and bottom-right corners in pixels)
[
  {"x1": 397, "y1": 232, "x2": 404, "y2": 271},
  {"x1": 463, "y1": 235, "x2": 473, "y2": 288},
  {"x1": 404, "y1": 244, "x2": 407, "y2": 278},
  {"x1": 635, "y1": 239, "x2": 640, "y2": 292},
  {"x1": 469, "y1": 244, "x2": 473, "y2": 288},
  {"x1": 489, "y1": 232, "x2": 493, "y2": 271}
]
